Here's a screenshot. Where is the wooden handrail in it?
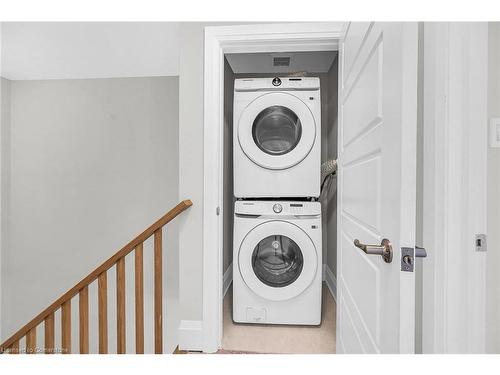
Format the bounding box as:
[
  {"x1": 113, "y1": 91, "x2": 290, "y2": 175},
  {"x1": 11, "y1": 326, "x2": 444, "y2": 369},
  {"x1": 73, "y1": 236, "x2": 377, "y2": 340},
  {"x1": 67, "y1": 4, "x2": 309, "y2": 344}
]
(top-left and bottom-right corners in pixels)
[{"x1": 0, "y1": 199, "x2": 192, "y2": 354}]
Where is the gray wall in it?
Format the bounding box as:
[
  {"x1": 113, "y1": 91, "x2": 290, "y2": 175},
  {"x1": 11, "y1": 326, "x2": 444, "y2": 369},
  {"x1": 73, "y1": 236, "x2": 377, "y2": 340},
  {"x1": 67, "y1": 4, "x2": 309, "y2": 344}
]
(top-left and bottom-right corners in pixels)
[
  {"x1": 486, "y1": 21, "x2": 500, "y2": 354},
  {"x1": 325, "y1": 58, "x2": 338, "y2": 275},
  {"x1": 0, "y1": 77, "x2": 11, "y2": 342},
  {"x1": 1, "y1": 76, "x2": 180, "y2": 353},
  {"x1": 178, "y1": 23, "x2": 206, "y2": 322}
]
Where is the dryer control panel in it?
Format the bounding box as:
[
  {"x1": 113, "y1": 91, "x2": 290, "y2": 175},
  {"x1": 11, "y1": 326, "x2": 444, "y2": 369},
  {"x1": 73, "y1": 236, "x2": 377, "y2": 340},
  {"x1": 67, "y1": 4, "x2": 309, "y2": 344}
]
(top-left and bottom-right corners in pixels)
[
  {"x1": 235, "y1": 200, "x2": 320, "y2": 216},
  {"x1": 234, "y1": 77, "x2": 320, "y2": 92}
]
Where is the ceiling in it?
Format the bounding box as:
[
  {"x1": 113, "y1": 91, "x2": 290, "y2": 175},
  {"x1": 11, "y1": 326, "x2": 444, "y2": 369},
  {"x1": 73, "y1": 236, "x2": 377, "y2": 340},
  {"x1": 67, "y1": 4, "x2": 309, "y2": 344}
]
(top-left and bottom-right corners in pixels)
[
  {"x1": 0, "y1": 22, "x2": 180, "y2": 80},
  {"x1": 225, "y1": 51, "x2": 338, "y2": 74}
]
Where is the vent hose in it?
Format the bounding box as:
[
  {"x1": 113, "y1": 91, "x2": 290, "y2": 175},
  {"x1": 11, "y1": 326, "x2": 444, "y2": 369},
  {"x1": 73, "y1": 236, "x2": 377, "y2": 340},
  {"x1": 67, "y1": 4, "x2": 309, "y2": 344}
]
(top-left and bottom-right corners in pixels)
[{"x1": 320, "y1": 159, "x2": 337, "y2": 202}]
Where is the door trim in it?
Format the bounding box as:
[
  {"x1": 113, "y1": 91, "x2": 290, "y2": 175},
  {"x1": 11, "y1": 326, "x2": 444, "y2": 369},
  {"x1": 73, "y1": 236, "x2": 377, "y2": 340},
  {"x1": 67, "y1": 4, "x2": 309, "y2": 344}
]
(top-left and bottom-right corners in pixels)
[
  {"x1": 203, "y1": 22, "x2": 344, "y2": 353},
  {"x1": 398, "y1": 22, "x2": 419, "y2": 354},
  {"x1": 422, "y1": 22, "x2": 488, "y2": 353}
]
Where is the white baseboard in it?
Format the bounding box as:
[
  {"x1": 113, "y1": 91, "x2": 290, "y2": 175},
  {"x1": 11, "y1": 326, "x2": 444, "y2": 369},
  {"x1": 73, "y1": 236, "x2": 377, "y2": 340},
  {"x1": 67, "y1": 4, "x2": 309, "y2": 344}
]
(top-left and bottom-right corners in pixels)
[
  {"x1": 178, "y1": 320, "x2": 203, "y2": 351},
  {"x1": 323, "y1": 264, "x2": 337, "y2": 303},
  {"x1": 223, "y1": 262, "x2": 233, "y2": 297},
  {"x1": 178, "y1": 265, "x2": 230, "y2": 352}
]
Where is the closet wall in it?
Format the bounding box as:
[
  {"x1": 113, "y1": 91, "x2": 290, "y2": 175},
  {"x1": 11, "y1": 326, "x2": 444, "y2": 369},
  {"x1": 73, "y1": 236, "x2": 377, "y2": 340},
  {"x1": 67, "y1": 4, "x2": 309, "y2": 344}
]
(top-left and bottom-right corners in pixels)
[
  {"x1": 325, "y1": 57, "x2": 339, "y2": 279},
  {"x1": 223, "y1": 58, "x2": 235, "y2": 277},
  {"x1": 222, "y1": 56, "x2": 339, "y2": 283}
]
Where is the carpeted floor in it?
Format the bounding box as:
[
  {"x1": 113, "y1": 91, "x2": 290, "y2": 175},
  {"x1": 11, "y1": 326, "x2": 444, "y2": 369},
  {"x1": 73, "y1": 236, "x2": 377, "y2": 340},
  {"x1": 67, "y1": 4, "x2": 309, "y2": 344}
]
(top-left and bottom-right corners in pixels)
[{"x1": 221, "y1": 283, "x2": 336, "y2": 354}]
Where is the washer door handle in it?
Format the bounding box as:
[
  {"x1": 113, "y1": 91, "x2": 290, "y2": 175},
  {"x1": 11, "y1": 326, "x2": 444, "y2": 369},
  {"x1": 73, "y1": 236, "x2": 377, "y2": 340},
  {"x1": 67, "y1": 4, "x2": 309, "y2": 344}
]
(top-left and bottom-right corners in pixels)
[{"x1": 353, "y1": 238, "x2": 393, "y2": 264}]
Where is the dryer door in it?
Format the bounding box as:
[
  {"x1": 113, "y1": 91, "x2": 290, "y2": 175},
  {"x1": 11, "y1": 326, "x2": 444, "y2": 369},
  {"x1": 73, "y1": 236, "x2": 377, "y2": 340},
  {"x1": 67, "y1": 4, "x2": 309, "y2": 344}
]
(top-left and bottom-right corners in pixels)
[
  {"x1": 238, "y1": 220, "x2": 318, "y2": 301},
  {"x1": 238, "y1": 92, "x2": 316, "y2": 170}
]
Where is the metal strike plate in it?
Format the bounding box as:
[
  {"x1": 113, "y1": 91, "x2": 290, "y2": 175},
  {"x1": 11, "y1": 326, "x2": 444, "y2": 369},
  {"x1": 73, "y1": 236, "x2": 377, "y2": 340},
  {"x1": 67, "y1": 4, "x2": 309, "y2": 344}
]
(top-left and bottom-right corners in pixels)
[{"x1": 401, "y1": 247, "x2": 414, "y2": 272}]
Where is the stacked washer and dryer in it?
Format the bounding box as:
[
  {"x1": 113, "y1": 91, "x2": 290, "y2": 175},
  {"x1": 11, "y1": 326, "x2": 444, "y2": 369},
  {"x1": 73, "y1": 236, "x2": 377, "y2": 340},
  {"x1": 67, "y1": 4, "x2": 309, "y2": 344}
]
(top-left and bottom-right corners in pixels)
[{"x1": 233, "y1": 77, "x2": 323, "y2": 325}]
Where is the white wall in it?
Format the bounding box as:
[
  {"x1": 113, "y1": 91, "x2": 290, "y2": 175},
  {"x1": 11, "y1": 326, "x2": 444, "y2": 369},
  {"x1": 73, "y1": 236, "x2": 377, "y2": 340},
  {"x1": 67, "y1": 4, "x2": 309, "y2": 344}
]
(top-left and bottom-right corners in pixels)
[
  {"x1": 177, "y1": 23, "x2": 258, "y2": 332},
  {"x1": 1, "y1": 76, "x2": 180, "y2": 353},
  {"x1": 1, "y1": 22, "x2": 180, "y2": 80},
  {"x1": 178, "y1": 23, "x2": 207, "y2": 323},
  {"x1": 486, "y1": 21, "x2": 500, "y2": 354}
]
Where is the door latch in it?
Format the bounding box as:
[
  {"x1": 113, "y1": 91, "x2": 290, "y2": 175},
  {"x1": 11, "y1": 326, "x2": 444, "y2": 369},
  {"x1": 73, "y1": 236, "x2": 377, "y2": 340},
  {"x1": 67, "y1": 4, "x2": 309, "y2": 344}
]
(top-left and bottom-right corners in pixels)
[
  {"x1": 475, "y1": 234, "x2": 487, "y2": 252},
  {"x1": 401, "y1": 246, "x2": 427, "y2": 272}
]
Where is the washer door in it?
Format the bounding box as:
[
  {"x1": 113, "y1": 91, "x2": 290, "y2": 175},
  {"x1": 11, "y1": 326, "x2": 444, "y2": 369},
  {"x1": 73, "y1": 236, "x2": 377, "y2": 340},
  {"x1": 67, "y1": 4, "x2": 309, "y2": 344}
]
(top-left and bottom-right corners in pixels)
[
  {"x1": 238, "y1": 220, "x2": 318, "y2": 301},
  {"x1": 238, "y1": 92, "x2": 316, "y2": 170}
]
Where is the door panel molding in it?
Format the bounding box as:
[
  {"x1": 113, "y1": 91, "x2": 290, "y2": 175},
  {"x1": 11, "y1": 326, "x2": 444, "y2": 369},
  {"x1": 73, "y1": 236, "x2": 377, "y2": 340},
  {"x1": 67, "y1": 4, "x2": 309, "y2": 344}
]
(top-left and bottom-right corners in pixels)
[
  {"x1": 337, "y1": 22, "x2": 418, "y2": 354},
  {"x1": 342, "y1": 22, "x2": 374, "y2": 88},
  {"x1": 339, "y1": 279, "x2": 379, "y2": 352}
]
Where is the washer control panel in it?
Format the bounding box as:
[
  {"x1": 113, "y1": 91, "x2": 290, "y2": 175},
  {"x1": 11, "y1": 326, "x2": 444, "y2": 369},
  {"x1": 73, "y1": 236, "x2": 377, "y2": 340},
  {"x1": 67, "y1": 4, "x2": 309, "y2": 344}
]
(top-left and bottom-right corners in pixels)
[{"x1": 235, "y1": 200, "x2": 320, "y2": 216}]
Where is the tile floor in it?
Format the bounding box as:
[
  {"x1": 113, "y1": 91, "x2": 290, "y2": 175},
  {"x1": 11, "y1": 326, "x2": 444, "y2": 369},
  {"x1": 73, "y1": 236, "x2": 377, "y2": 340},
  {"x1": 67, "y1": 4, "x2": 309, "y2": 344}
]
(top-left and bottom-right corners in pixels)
[{"x1": 221, "y1": 283, "x2": 336, "y2": 354}]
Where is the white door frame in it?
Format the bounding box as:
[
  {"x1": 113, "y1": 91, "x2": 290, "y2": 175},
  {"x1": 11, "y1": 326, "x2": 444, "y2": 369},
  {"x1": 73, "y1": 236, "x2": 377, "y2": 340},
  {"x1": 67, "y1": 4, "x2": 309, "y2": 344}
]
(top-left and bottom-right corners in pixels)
[
  {"x1": 421, "y1": 22, "x2": 488, "y2": 353},
  {"x1": 201, "y1": 21, "x2": 489, "y2": 354},
  {"x1": 202, "y1": 22, "x2": 344, "y2": 353}
]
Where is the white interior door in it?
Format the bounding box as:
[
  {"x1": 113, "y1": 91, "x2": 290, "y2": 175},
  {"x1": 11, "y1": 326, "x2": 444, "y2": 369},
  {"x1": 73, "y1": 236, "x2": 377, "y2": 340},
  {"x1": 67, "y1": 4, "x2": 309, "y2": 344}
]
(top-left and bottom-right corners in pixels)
[{"x1": 337, "y1": 22, "x2": 418, "y2": 354}]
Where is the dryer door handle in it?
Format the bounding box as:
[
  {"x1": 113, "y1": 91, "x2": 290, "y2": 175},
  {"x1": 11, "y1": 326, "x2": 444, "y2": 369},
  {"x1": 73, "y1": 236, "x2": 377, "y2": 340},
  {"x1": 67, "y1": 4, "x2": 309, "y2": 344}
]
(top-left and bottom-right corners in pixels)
[{"x1": 353, "y1": 238, "x2": 393, "y2": 264}]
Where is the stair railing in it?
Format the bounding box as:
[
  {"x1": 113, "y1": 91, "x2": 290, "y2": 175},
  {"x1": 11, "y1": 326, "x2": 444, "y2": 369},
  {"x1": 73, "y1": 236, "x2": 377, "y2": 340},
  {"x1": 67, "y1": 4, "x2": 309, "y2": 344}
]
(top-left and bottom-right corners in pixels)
[{"x1": 0, "y1": 199, "x2": 192, "y2": 354}]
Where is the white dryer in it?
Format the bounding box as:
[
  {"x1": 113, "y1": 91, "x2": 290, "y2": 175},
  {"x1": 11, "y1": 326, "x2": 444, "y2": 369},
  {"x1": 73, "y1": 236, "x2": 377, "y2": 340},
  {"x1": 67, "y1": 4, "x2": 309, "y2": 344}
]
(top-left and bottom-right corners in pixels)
[
  {"x1": 233, "y1": 77, "x2": 321, "y2": 198},
  {"x1": 233, "y1": 200, "x2": 322, "y2": 325}
]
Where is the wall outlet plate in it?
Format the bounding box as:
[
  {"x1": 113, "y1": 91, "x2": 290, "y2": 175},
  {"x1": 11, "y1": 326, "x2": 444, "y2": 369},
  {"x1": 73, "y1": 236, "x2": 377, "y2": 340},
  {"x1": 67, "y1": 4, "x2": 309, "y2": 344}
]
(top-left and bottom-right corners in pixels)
[{"x1": 489, "y1": 118, "x2": 500, "y2": 148}]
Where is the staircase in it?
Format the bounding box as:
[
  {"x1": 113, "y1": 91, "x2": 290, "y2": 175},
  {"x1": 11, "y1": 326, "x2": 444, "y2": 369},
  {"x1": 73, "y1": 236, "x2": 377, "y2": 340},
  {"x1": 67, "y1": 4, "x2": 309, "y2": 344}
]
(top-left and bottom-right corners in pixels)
[{"x1": 0, "y1": 200, "x2": 192, "y2": 354}]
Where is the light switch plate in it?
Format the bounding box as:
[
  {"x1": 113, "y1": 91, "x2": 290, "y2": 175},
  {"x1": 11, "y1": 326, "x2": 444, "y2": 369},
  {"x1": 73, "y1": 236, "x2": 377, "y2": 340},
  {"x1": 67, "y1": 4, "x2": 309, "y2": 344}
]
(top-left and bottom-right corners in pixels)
[{"x1": 489, "y1": 118, "x2": 500, "y2": 148}]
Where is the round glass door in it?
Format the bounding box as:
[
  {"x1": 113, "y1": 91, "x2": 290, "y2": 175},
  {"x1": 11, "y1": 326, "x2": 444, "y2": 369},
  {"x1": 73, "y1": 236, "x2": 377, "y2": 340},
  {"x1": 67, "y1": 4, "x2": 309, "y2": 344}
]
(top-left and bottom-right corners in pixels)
[
  {"x1": 252, "y1": 234, "x2": 304, "y2": 288},
  {"x1": 238, "y1": 220, "x2": 318, "y2": 301},
  {"x1": 238, "y1": 92, "x2": 316, "y2": 170},
  {"x1": 252, "y1": 106, "x2": 302, "y2": 156}
]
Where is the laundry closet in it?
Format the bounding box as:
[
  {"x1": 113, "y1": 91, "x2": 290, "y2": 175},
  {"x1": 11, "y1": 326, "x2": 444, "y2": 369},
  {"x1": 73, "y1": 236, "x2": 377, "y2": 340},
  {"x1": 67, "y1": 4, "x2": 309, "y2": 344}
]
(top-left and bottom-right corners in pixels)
[{"x1": 221, "y1": 51, "x2": 338, "y2": 353}]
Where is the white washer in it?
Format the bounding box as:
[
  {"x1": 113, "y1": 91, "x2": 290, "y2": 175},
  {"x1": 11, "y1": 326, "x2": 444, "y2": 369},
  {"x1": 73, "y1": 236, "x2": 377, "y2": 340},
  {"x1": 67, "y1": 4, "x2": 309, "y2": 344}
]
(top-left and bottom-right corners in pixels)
[
  {"x1": 233, "y1": 77, "x2": 321, "y2": 198},
  {"x1": 233, "y1": 200, "x2": 322, "y2": 325}
]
